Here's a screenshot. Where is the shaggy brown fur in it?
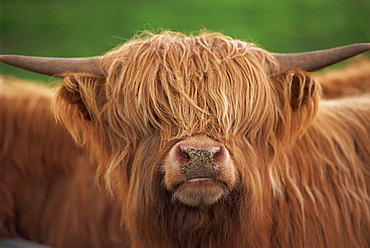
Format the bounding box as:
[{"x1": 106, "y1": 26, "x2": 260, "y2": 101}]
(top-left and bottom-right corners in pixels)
[
  {"x1": 0, "y1": 76, "x2": 130, "y2": 248},
  {"x1": 2, "y1": 31, "x2": 369, "y2": 248},
  {"x1": 51, "y1": 31, "x2": 369, "y2": 248},
  {"x1": 316, "y1": 58, "x2": 370, "y2": 99}
]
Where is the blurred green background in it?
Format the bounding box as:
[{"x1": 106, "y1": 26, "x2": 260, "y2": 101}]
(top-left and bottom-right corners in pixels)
[{"x1": 0, "y1": 0, "x2": 369, "y2": 81}]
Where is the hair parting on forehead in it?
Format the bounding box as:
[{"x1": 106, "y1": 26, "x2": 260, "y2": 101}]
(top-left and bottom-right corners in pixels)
[{"x1": 100, "y1": 30, "x2": 279, "y2": 145}]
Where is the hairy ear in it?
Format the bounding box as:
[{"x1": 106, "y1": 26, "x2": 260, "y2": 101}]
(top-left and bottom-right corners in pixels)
[
  {"x1": 272, "y1": 69, "x2": 321, "y2": 144},
  {"x1": 273, "y1": 69, "x2": 320, "y2": 110},
  {"x1": 52, "y1": 74, "x2": 106, "y2": 144}
]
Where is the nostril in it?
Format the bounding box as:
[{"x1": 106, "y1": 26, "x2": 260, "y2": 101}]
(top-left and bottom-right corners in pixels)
[
  {"x1": 180, "y1": 150, "x2": 190, "y2": 160},
  {"x1": 212, "y1": 150, "x2": 222, "y2": 160},
  {"x1": 173, "y1": 145, "x2": 191, "y2": 164},
  {"x1": 212, "y1": 146, "x2": 228, "y2": 164}
]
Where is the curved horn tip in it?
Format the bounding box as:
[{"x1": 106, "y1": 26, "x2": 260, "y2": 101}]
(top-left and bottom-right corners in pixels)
[
  {"x1": 274, "y1": 42, "x2": 370, "y2": 72},
  {"x1": 0, "y1": 55, "x2": 104, "y2": 78}
]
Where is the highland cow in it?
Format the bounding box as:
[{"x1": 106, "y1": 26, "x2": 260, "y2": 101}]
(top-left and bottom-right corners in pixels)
[
  {"x1": 1, "y1": 31, "x2": 369, "y2": 248},
  {"x1": 0, "y1": 76, "x2": 130, "y2": 248}
]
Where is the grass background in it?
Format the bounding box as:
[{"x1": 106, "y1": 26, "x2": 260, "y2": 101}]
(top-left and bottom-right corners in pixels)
[{"x1": 0, "y1": 0, "x2": 369, "y2": 81}]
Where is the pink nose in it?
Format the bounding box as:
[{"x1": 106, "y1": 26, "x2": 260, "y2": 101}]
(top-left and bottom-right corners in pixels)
[{"x1": 169, "y1": 135, "x2": 230, "y2": 180}]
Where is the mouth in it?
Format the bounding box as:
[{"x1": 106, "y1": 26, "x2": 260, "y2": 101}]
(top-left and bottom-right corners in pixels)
[
  {"x1": 173, "y1": 177, "x2": 228, "y2": 206},
  {"x1": 186, "y1": 177, "x2": 214, "y2": 183}
]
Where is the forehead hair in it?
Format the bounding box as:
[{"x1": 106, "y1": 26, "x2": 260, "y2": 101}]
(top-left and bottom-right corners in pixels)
[{"x1": 100, "y1": 31, "x2": 278, "y2": 143}]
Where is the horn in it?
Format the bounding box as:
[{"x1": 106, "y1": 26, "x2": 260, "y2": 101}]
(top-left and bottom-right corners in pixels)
[
  {"x1": 273, "y1": 43, "x2": 370, "y2": 72},
  {"x1": 0, "y1": 55, "x2": 104, "y2": 77}
]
